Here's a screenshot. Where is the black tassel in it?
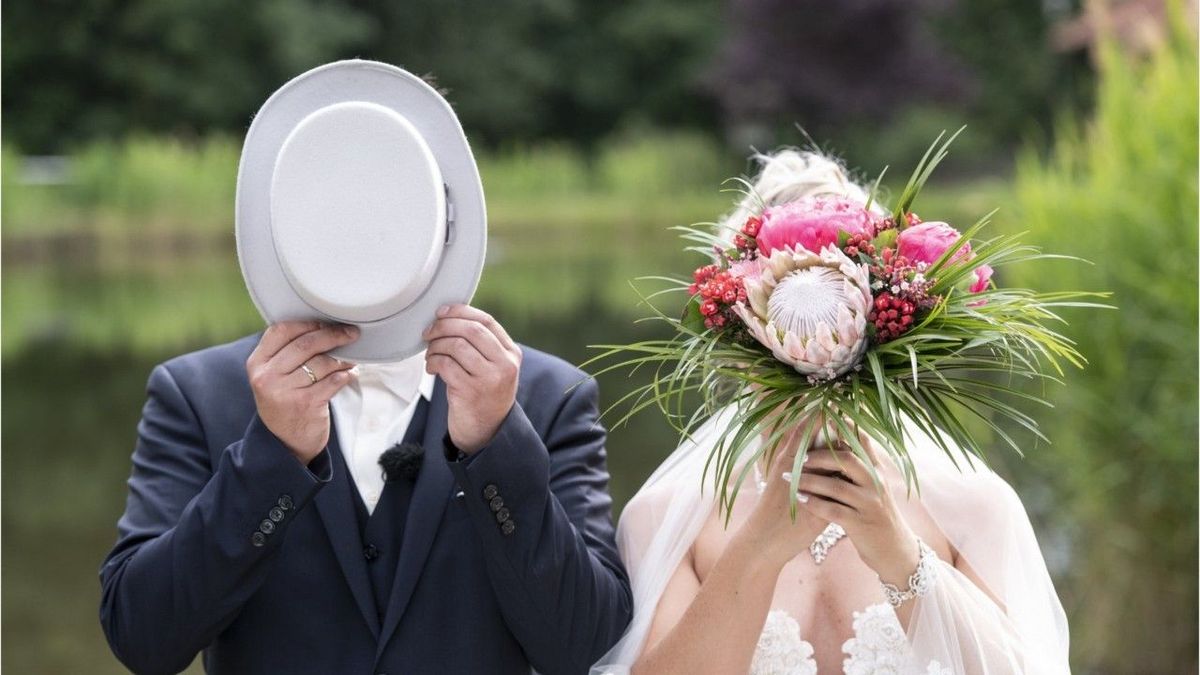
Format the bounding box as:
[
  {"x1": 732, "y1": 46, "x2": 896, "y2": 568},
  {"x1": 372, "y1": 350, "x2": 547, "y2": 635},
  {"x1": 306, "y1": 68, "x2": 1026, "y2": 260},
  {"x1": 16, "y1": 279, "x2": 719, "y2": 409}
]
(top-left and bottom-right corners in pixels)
[{"x1": 379, "y1": 442, "x2": 424, "y2": 482}]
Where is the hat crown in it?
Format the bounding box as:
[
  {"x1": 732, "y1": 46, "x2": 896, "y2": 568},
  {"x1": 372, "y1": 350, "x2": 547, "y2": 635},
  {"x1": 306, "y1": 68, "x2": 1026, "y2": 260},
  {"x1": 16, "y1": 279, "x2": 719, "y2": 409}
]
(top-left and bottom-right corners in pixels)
[{"x1": 269, "y1": 101, "x2": 446, "y2": 323}]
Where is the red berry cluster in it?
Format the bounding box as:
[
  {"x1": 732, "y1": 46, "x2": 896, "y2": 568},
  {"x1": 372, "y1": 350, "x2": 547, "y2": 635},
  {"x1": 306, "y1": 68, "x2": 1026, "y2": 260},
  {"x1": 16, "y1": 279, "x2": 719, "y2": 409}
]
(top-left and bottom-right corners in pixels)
[
  {"x1": 731, "y1": 215, "x2": 762, "y2": 259},
  {"x1": 870, "y1": 292, "x2": 916, "y2": 342},
  {"x1": 842, "y1": 232, "x2": 877, "y2": 258},
  {"x1": 688, "y1": 264, "x2": 747, "y2": 330},
  {"x1": 869, "y1": 247, "x2": 912, "y2": 281}
]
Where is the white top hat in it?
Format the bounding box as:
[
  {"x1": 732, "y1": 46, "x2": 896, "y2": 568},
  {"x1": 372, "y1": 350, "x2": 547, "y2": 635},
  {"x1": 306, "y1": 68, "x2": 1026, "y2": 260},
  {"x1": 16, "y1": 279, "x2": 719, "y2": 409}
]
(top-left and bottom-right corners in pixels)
[{"x1": 236, "y1": 60, "x2": 486, "y2": 363}]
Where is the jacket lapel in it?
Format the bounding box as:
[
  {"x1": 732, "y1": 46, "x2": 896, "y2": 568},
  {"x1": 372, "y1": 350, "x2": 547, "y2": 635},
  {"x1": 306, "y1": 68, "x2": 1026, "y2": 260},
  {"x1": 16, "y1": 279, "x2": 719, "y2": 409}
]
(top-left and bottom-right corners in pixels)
[
  {"x1": 314, "y1": 411, "x2": 381, "y2": 639},
  {"x1": 376, "y1": 376, "x2": 453, "y2": 658}
]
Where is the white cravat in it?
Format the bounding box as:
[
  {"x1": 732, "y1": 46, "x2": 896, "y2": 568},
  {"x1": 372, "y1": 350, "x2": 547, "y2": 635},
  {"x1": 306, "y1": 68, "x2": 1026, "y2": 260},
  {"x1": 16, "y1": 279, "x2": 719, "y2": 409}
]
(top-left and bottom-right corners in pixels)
[{"x1": 329, "y1": 350, "x2": 436, "y2": 515}]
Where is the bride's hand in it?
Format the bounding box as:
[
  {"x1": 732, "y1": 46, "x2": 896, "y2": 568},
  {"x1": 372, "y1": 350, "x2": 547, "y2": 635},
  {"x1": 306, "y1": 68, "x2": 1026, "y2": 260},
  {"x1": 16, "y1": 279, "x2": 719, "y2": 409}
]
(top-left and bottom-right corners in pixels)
[
  {"x1": 740, "y1": 422, "x2": 824, "y2": 568},
  {"x1": 792, "y1": 431, "x2": 922, "y2": 587}
]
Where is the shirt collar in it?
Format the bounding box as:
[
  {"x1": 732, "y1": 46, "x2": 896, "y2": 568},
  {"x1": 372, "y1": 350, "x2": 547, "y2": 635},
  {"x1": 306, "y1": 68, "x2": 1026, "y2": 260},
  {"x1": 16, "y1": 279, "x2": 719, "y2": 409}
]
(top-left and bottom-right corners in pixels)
[{"x1": 351, "y1": 350, "x2": 434, "y2": 403}]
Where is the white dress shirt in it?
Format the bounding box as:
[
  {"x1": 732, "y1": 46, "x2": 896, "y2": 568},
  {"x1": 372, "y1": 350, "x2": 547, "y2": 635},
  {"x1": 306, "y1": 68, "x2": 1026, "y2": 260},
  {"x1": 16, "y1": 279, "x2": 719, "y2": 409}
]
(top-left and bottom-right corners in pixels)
[{"x1": 329, "y1": 350, "x2": 436, "y2": 515}]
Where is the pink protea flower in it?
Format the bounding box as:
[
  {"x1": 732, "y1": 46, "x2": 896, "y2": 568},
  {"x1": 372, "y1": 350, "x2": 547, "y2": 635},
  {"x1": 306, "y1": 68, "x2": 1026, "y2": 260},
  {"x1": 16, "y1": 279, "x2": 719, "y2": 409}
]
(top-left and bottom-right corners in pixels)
[
  {"x1": 729, "y1": 257, "x2": 764, "y2": 281},
  {"x1": 755, "y1": 196, "x2": 875, "y2": 257},
  {"x1": 733, "y1": 245, "x2": 872, "y2": 380},
  {"x1": 897, "y1": 221, "x2": 992, "y2": 295}
]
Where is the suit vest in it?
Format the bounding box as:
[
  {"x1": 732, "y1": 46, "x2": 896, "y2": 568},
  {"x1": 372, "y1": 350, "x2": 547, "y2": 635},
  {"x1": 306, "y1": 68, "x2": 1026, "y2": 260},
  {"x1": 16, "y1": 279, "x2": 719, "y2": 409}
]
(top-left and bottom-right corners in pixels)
[{"x1": 344, "y1": 395, "x2": 429, "y2": 622}]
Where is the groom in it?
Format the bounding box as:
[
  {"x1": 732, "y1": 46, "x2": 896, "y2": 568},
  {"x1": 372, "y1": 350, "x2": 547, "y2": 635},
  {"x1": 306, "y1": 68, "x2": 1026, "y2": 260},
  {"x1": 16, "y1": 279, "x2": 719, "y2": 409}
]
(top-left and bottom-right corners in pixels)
[{"x1": 98, "y1": 306, "x2": 633, "y2": 673}]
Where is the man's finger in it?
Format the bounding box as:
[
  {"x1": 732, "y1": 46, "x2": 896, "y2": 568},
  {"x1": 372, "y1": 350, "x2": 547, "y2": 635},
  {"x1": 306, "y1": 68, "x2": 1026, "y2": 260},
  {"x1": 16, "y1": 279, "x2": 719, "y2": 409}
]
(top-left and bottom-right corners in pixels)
[
  {"x1": 426, "y1": 352, "x2": 470, "y2": 387},
  {"x1": 252, "y1": 321, "x2": 323, "y2": 364},
  {"x1": 436, "y1": 304, "x2": 517, "y2": 352},
  {"x1": 422, "y1": 317, "x2": 505, "y2": 362},
  {"x1": 270, "y1": 324, "x2": 359, "y2": 374},
  {"x1": 308, "y1": 369, "x2": 352, "y2": 403},
  {"x1": 291, "y1": 354, "x2": 355, "y2": 389},
  {"x1": 426, "y1": 335, "x2": 489, "y2": 377}
]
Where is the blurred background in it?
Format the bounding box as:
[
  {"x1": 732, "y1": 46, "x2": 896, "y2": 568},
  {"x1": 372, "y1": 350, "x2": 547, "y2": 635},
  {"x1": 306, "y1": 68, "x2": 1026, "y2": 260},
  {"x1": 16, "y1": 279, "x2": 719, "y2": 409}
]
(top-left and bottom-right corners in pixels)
[{"x1": 2, "y1": 0, "x2": 1196, "y2": 672}]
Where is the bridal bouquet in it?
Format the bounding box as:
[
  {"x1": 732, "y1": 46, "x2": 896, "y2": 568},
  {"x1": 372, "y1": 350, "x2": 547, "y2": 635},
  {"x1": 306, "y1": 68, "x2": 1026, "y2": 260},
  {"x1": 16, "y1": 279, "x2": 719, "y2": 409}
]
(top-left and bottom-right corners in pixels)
[{"x1": 585, "y1": 132, "x2": 1106, "y2": 514}]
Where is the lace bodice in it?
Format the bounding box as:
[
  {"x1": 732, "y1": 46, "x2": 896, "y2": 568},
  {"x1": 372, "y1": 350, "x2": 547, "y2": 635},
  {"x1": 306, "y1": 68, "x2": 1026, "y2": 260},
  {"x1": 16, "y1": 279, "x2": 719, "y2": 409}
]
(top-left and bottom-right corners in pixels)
[{"x1": 750, "y1": 605, "x2": 951, "y2": 675}]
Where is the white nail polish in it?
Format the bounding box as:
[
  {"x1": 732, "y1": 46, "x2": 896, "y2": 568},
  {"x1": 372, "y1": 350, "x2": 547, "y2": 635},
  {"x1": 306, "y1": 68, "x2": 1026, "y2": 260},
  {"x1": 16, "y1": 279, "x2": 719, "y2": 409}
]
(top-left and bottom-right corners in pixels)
[
  {"x1": 781, "y1": 471, "x2": 793, "y2": 482},
  {"x1": 801, "y1": 454, "x2": 810, "y2": 465},
  {"x1": 797, "y1": 492, "x2": 810, "y2": 503}
]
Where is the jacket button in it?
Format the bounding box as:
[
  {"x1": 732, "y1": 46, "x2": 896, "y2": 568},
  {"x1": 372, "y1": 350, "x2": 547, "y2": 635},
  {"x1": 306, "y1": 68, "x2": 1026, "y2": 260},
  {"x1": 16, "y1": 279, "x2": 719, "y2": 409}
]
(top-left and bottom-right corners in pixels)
[
  {"x1": 278, "y1": 494, "x2": 294, "y2": 511},
  {"x1": 482, "y1": 484, "x2": 498, "y2": 500},
  {"x1": 489, "y1": 496, "x2": 504, "y2": 512},
  {"x1": 268, "y1": 507, "x2": 285, "y2": 522},
  {"x1": 500, "y1": 520, "x2": 516, "y2": 536},
  {"x1": 259, "y1": 519, "x2": 276, "y2": 534},
  {"x1": 495, "y1": 507, "x2": 510, "y2": 524},
  {"x1": 363, "y1": 544, "x2": 380, "y2": 561},
  {"x1": 251, "y1": 531, "x2": 267, "y2": 547}
]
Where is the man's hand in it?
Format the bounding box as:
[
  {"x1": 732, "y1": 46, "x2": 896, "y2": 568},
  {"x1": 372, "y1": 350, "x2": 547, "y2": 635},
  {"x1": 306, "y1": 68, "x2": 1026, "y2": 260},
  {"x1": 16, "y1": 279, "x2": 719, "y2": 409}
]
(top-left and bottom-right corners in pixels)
[
  {"x1": 246, "y1": 321, "x2": 359, "y2": 464},
  {"x1": 422, "y1": 304, "x2": 521, "y2": 455}
]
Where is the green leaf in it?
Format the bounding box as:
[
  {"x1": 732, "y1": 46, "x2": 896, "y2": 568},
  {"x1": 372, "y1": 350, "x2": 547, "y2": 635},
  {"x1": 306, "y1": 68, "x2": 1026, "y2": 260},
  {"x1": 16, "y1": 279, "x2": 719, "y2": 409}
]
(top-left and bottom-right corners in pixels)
[
  {"x1": 872, "y1": 228, "x2": 898, "y2": 251},
  {"x1": 681, "y1": 295, "x2": 706, "y2": 334}
]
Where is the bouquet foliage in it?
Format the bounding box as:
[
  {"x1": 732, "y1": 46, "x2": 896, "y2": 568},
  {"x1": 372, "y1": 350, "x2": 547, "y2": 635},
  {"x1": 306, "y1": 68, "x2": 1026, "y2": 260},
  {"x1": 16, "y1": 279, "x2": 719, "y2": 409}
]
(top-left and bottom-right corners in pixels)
[{"x1": 584, "y1": 131, "x2": 1108, "y2": 516}]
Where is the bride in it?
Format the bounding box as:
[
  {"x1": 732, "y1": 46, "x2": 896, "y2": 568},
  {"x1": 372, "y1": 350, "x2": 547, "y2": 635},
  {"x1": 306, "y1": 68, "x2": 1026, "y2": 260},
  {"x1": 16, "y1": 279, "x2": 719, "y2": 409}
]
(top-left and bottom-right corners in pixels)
[{"x1": 591, "y1": 152, "x2": 1071, "y2": 675}]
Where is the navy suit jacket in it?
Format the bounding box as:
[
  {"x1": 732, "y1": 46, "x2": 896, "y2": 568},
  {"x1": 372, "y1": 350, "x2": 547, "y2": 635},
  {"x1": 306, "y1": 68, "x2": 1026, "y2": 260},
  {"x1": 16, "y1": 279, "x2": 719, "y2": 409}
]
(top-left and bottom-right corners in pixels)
[{"x1": 99, "y1": 333, "x2": 632, "y2": 674}]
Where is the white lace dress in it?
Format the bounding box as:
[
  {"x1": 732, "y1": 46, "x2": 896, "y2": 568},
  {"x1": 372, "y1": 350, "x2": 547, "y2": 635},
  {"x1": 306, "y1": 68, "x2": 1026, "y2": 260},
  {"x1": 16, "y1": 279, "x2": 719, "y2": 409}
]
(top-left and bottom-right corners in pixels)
[{"x1": 750, "y1": 606, "x2": 951, "y2": 675}]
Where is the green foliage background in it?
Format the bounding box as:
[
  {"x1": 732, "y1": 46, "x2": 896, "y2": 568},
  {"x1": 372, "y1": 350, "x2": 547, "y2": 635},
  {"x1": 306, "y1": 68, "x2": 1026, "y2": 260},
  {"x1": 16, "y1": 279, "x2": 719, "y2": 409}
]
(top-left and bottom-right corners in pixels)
[{"x1": 1004, "y1": 17, "x2": 1198, "y2": 671}]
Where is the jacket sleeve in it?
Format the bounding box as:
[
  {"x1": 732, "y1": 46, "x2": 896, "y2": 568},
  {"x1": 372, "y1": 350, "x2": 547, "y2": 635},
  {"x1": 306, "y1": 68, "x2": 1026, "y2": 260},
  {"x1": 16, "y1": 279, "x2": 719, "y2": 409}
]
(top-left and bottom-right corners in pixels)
[
  {"x1": 444, "y1": 375, "x2": 634, "y2": 675},
  {"x1": 98, "y1": 363, "x2": 332, "y2": 675}
]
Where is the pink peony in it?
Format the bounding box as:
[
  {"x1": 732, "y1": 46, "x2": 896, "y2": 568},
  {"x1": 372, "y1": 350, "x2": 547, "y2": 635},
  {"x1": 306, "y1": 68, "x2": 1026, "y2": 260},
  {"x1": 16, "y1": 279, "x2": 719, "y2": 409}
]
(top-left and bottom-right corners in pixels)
[
  {"x1": 898, "y1": 221, "x2": 992, "y2": 295},
  {"x1": 755, "y1": 196, "x2": 875, "y2": 257},
  {"x1": 971, "y1": 264, "x2": 993, "y2": 293},
  {"x1": 896, "y1": 221, "x2": 971, "y2": 265}
]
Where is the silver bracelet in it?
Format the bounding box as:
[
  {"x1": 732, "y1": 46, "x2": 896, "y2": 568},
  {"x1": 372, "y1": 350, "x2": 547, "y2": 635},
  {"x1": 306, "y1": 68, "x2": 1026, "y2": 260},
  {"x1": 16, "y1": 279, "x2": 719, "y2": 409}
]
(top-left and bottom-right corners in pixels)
[{"x1": 879, "y1": 538, "x2": 938, "y2": 607}]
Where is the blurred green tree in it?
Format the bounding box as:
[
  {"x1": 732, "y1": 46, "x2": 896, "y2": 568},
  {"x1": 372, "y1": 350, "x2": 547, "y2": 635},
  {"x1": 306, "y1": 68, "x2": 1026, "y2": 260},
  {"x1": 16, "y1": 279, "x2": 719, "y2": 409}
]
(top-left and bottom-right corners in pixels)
[
  {"x1": 2, "y1": 0, "x2": 724, "y2": 152},
  {"x1": 1006, "y1": 11, "x2": 1197, "y2": 670},
  {"x1": 932, "y1": 0, "x2": 1092, "y2": 145},
  {"x1": 351, "y1": 0, "x2": 724, "y2": 148},
  {"x1": 1, "y1": 0, "x2": 376, "y2": 151}
]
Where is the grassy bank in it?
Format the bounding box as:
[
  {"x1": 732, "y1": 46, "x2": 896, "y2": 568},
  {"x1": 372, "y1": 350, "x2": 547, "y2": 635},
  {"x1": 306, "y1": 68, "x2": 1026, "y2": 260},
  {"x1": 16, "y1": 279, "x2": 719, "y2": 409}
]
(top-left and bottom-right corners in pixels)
[{"x1": 1, "y1": 131, "x2": 1002, "y2": 360}]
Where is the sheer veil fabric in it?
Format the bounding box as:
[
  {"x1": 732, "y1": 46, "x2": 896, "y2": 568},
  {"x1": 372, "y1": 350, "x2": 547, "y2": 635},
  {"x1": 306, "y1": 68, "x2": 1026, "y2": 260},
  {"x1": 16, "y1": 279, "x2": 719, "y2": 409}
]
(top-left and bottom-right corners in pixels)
[
  {"x1": 589, "y1": 404, "x2": 1070, "y2": 674},
  {"x1": 589, "y1": 152, "x2": 1069, "y2": 674}
]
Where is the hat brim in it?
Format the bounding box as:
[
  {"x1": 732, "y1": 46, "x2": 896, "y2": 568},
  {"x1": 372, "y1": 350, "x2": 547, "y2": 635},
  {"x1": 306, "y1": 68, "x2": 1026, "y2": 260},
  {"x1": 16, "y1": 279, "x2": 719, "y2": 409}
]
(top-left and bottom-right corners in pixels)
[{"x1": 235, "y1": 60, "x2": 486, "y2": 363}]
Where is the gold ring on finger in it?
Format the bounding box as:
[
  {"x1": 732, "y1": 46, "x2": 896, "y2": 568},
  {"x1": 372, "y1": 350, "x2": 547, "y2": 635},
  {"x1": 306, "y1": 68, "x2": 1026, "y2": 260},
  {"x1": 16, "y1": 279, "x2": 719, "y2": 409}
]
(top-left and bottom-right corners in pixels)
[{"x1": 300, "y1": 363, "x2": 318, "y2": 385}]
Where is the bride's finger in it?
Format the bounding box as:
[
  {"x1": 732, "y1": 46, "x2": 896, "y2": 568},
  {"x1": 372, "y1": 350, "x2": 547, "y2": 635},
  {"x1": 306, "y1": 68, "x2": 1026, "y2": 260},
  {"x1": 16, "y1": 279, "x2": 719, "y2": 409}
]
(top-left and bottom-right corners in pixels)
[
  {"x1": 853, "y1": 425, "x2": 886, "y2": 468},
  {"x1": 797, "y1": 490, "x2": 855, "y2": 524},
  {"x1": 766, "y1": 418, "x2": 818, "y2": 473},
  {"x1": 803, "y1": 448, "x2": 869, "y2": 487},
  {"x1": 794, "y1": 473, "x2": 863, "y2": 511}
]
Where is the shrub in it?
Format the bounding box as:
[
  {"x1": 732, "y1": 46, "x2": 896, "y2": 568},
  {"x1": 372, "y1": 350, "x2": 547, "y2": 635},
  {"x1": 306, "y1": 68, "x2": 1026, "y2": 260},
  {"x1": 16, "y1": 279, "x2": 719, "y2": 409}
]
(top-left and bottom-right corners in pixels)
[{"x1": 1004, "y1": 12, "x2": 1197, "y2": 672}]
